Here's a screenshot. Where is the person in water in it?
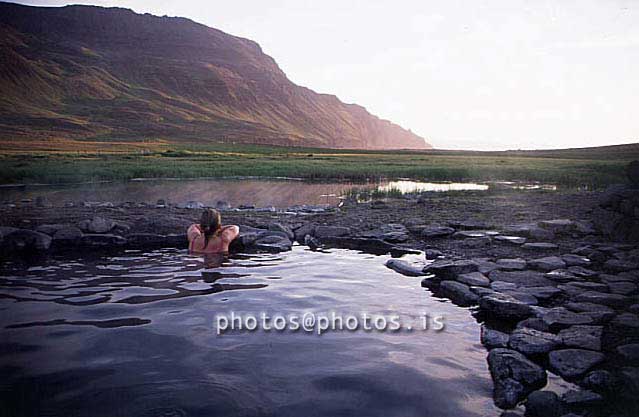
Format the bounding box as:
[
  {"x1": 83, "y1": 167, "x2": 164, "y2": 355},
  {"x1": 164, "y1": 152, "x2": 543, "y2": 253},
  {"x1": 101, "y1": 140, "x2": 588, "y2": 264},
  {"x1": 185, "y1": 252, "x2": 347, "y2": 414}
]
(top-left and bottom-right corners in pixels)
[{"x1": 187, "y1": 208, "x2": 240, "y2": 254}]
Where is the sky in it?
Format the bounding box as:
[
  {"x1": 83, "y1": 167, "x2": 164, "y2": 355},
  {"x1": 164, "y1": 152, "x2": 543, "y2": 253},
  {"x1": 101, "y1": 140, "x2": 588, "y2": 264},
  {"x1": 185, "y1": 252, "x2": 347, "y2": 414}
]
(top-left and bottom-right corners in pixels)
[{"x1": 13, "y1": 0, "x2": 639, "y2": 150}]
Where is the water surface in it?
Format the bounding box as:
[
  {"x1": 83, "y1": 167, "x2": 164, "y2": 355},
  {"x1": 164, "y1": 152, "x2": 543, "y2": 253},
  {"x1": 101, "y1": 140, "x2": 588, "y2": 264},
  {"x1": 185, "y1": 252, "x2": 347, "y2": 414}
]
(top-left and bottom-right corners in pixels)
[{"x1": 0, "y1": 247, "x2": 500, "y2": 417}]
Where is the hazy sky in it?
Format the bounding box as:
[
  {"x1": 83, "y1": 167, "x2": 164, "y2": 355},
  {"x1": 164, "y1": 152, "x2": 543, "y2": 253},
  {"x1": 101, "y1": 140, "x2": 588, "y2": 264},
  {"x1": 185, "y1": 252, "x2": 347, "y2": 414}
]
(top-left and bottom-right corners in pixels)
[{"x1": 14, "y1": 0, "x2": 639, "y2": 150}]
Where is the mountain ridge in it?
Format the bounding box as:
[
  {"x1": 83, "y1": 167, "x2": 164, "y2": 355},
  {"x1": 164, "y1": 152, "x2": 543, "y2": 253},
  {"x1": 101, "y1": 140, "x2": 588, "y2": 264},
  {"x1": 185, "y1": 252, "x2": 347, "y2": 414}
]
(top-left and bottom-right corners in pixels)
[{"x1": 0, "y1": 2, "x2": 430, "y2": 150}]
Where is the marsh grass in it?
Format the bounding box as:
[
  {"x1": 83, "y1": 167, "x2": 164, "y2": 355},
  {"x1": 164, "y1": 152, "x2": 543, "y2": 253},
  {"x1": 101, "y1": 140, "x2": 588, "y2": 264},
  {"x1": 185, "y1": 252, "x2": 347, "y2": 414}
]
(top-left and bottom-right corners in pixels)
[{"x1": 0, "y1": 142, "x2": 635, "y2": 188}]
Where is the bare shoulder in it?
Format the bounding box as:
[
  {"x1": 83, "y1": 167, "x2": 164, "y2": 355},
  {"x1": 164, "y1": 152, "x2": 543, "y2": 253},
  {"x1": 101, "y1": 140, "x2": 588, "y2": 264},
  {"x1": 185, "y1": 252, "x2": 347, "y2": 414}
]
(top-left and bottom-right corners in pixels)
[{"x1": 221, "y1": 225, "x2": 240, "y2": 240}]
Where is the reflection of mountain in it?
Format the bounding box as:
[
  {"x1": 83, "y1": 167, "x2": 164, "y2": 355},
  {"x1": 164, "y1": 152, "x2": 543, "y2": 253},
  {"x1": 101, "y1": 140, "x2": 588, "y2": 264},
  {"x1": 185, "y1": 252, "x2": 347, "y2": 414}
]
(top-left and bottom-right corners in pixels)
[
  {"x1": 0, "y1": 2, "x2": 430, "y2": 150},
  {"x1": 5, "y1": 180, "x2": 380, "y2": 207}
]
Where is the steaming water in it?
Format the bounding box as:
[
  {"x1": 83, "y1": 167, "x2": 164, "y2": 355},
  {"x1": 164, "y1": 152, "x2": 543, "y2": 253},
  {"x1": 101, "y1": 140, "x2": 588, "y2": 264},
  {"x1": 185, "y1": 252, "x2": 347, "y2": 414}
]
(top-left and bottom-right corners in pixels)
[
  {"x1": 0, "y1": 246, "x2": 500, "y2": 417},
  {"x1": 2, "y1": 178, "x2": 501, "y2": 208}
]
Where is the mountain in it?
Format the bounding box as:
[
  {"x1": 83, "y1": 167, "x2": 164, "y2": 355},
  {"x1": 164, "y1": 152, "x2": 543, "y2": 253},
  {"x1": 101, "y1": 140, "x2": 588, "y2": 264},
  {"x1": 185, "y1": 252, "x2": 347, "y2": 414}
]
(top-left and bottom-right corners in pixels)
[{"x1": 0, "y1": 2, "x2": 430, "y2": 150}]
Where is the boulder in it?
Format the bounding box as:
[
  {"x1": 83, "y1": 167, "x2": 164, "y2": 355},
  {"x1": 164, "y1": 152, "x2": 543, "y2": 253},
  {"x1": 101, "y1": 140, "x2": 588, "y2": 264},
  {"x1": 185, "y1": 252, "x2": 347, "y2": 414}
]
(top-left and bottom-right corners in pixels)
[
  {"x1": 573, "y1": 291, "x2": 631, "y2": 308},
  {"x1": 52, "y1": 226, "x2": 83, "y2": 246},
  {"x1": 481, "y1": 326, "x2": 510, "y2": 349},
  {"x1": 489, "y1": 270, "x2": 553, "y2": 287},
  {"x1": 524, "y1": 390, "x2": 563, "y2": 417},
  {"x1": 474, "y1": 259, "x2": 500, "y2": 274},
  {"x1": 423, "y1": 259, "x2": 479, "y2": 279},
  {"x1": 480, "y1": 294, "x2": 535, "y2": 322},
  {"x1": 487, "y1": 348, "x2": 547, "y2": 409},
  {"x1": 385, "y1": 259, "x2": 425, "y2": 277},
  {"x1": 81, "y1": 217, "x2": 115, "y2": 234},
  {"x1": 548, "y1": 349, "x2": 605, "y2": 379},
  {"x1": 2, "y1": 229, "x2": 52, "y2": 252},
  {"x1": 518, "y1": 286, "x2": 563, "y2": 304},
  {"x1": 80, "y1": 234, "x2": 126, "y2": 247},
  {"x1": 294, "y1": 223, "x2": 316, "y2": 243},
  {"x1": 268, "y1": 223, "x2": 294, "y2": 240},
  {"x1": 541, "y1": 308, "x2": 594, "y2": 332},
  {"x1": 439, "y1": 281, "x2": 479, "y2": 306},
  {"x1": 580, "y1": 370, "x2": 615, "y2": 394},
  {"x1": 509, "y1": 327, "x2": 562, "y2": 355},
  {"x1": 558, "y1": 325, "x2": 603, "y2": 351},
  {"x1": 253, "y1": 235, "x2": 293, "y2": 252},
  {"x1": 528, "y1": 256, "x2": 567, "y2": 272},
  {"x1": 457, "y1": 271, "x2": 490, "y2": 287},
  {"x1": 314, "y1": 225, "x2": 351, "y2": 239}
]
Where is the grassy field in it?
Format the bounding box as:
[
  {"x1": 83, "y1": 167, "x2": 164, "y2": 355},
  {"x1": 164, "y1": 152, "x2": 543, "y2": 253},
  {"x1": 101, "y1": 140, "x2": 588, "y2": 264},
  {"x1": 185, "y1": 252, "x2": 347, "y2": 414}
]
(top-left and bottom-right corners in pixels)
[{"x1": 1, "y1": 141, "x2": 637, "y2": 188}]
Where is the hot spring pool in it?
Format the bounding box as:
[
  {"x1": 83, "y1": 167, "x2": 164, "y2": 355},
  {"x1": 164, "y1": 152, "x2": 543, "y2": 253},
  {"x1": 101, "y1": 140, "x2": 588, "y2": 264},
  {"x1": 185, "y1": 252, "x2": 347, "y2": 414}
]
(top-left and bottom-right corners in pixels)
[{"x1": 0, "y1": 246, "x2": 500, "y2": 417}]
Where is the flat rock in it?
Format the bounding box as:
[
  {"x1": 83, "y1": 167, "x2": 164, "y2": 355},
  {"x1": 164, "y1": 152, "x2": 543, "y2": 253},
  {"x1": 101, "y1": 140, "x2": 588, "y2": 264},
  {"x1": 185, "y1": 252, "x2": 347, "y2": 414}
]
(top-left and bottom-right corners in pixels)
[
  {"x1": 548, "y1": 349, "x2": 605, "y2": 379},
  {"x1": 422, "y1": 226, "x2": 455, "y2": 238},
  {"x1": 497, "y1": 258, "x2": 527, "y2": 271},
  {"x1": 561, "y1": 254, "x2": 591, "y2": 267},
  {"x1": 494, "y1": 235, "x2": 527, "y2": 245},
  {"x1": 558, "y1": 325, "x2": 603, "y2": 351},
  {"x1": 489, "y1": 270, "x2": 553, "y2": 287},
  {"x1": 522, "y1": 243, "x2": 559, "y2": 251},
  {"x1": 457, "y1": 271, "x2": 490, "y2": 287},
  {"x1": 439, "y1": 281, "x2": 479, "y2": 306},
  {"x1": 538, "y1": 219, "x2": 574, "y2": 234},
  {"x1": 385, "y1": 259, "x2": 425, "y2": 277},
  {"x1": 481, "y1": 326, "x2": 510, "y2": 348},
  {"x1": 574, "y1": 291, "x2": 631, "y2": 308},
  {"x1": 315, "y1": 225, "x2": 351, "y2": 238},
  {"x1": 423, "y1": 259, "x2": 479, "y2": 279},
  {"x1": 474, "y1": 259, "x2": 500, "y2": 274},
  {"x1": 518, "y1": 286, "x2": 563, "y2": 304},
  {"x1": 487, "y1": 348, "x2": 547, "y2": 409},
  {"x1": 509, "y1": 327, "x2": 561, "y2": 355},
  {"x1": 607, "y1": 281, "x2": 637, "y2": 295},
  {"x1": 544, "y1": 270, "x2": 578, "y2": 283},
  {"x1": 541, "y1": 307, "x2": 594, "y2": 331},
  {"x1": 528, "y1": 256, "x2": 567, "y2": 272},
  {"x1": 566, "y1": 266, "x2": 598, "y2": 278},
  {"x1": 480, "y1": 293, "x2": 536, "y2": 321}
]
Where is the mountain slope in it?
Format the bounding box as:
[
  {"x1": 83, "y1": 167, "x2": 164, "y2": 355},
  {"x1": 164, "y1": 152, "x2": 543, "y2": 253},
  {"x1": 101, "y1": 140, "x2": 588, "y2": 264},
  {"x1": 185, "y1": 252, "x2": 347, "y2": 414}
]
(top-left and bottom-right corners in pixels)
[{"x1": 0, "y1": 2, "x2": 430, "y2": 149}]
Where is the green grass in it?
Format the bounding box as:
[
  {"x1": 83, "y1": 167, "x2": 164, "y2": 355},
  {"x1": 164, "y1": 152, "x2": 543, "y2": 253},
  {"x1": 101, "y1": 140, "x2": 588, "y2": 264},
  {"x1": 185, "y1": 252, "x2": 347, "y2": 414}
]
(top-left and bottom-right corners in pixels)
[{"x1": 0, "y1": 142, "x2": 636, "y2": 188}]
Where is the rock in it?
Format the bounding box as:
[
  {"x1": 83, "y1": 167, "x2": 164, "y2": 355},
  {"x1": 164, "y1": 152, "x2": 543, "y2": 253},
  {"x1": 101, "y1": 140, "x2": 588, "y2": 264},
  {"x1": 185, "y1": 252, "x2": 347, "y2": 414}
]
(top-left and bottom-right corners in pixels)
[
  {"x1": 253, "y1": 235, "x2": 293, "y2": 252},
  {"x1": 82, "y1": 217, "x2": 115, "y2": 234},
  {"x1": 516, "y1": 318, "x2": 551, "y2": 333},
  {"x1": 385, "y1": 259, "x2": 425, "y2": 277},
  {"x1": 474, "y1": 259, "x2": 500, "y2": 274},
  {"x1": 481, "y1": 326, "x2": 510, "y2": 348},
  {"x1": 315, "y1": 225, "x2": 351, "y2": 239},
  {"x1": 627, "y1": 160, "x2": 639, "y2": 186},
  {"x1": 604, "y1": 259, "x2": 639, "y2": 273},
  {"x1": 370, "y1": 200, "x2": 387, "y2": 209},
  {"x1": 489, "y1": 270, "x2": 554, "y2": 287},
  {"x1": 216, "y1": 200, "x2": 231, "y2": 210},
  {"x1": 504, "y1": 224, "x2": 555, "y2": 241},
  {"x1": 304, "y1": 234, "x2": 321, "y2": 250},
  {"x1": 564, "y1": 303, "x2": 615, "y2": 324},
  {"x1": 566, "y1": 266, "x2": 598, "y2": 278},
  {"x1": 156, "y1": 199, "x2": 167, "y2": 208},
  {"x1": 423, "y1": 259, "x2": 479, "y2": 279},
  {"x1": 294, "y1": 223, "x2": 317, "y2": 243},
  {"x1": 509, "y1": 327, "x2": 561, "y2": 355},
  {"x1": 604, "y1": 313, "x2": 639, "y2": 348},
  {"x1": 561, "y1": 389, "x2": 603, "y2": 408},
  {"x1": 501, "y1": 290, "x2": 539, "y2": 306},
  {"x1": 548, "y1": 349, "x2": 605, "y2": 379},
  {"x1": 2, "y1": 229, "x2": 52, "y2": 252},
  {"x1": 35, "y1": 224, "x2": 68, "y2": 236},
  {"x1": 439, "y1": 281, "x2": 479, "y2": 306},
  {"x1": 422, "y1": 226, "x2": 455, "y2": 238},
  {"x1": 561, "y1": 254, "x2": 591, "y2": 267},
  {"x1": 495, "y1": 235, "x2": 527, "y2": 245},
  {"x1": 599, "y1": 273, "x2": 635, "y2": 284},
  {"x1": 448, "y1": 220, "x2": 489, "y2": 230},
  {"x1": 184, "y1": 201, "x2": 205, "y2": 209},
  {"x1": 519, "y1": 286, "x2": 563, "y2": 304},
  {"x1": 558, "y1": 326, "x2": 603, "y2": 351},
  {"x1": 574, "y1": 291, "x2": 631, "y2": 308},
  {"x1": 580, "y1": 370, "x2": 614, "y2": 393},
  {"x1": 545, "y1": 270, "x2": 578, "y2": 283},
  {"x1": 487, "y1": 348, "x2": 547, "y2": 409},
  {"x1": 525, "y1": 390, "x2": 563, "y2": 417},
  {"x1": 480, "y1": 294, "x2": 536, "y2": 321},
  {"x1": 420, "y1": 277, "x2": 439, "y2": 289},
  {"x1": 80, "y1": 234, "x2": 127, "y2": 247},
  {"x1": 52, "y1": 226, "x2": 83, "y2": 244},
  {"x1": 539, "y1": 219, "x2": 575, "y2": 234},
  {"x1": 424, "y1": 249, "x2": 443, "y2": 260},
  {"x1": 522, "y1": 243, "x2": 559, "y2": 251},
  {"x1": 268, "y1": 223, "x2": 294, "y2": 240},
  {"x1": 457, "y1": 271, "x2": 490, "y2": 287},
  {"x1": 460, "y1": 236, "x2": 491, "y2": 248},
  {"x1": 616, "y1": 343, "x2": 639, "y2": 364},
  {"x1": 497, "y1": 258, "x2": 528, "y2": 271},
  {"x1": 607, "y1": 281, "x2": 637, "y2": 295},
  {"x1": 453, "y1": 230, "x2": 495, "y2": 239},
  {"x1": 618, "y1": 367, "x2": 639, "y2": 399},
  {"x1": 528, "y1": 256, "x2": 567, "y2": 272},
  {"x1": 541, "y1": 308, "x2": 594, "y2": 331}
]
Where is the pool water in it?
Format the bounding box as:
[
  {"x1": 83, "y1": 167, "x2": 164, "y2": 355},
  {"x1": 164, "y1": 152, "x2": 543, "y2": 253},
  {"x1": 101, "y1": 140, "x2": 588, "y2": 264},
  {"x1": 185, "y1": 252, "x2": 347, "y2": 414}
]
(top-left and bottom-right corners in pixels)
[{"x1": 0, "y1": 246, "x2": 500, "y2": 417}]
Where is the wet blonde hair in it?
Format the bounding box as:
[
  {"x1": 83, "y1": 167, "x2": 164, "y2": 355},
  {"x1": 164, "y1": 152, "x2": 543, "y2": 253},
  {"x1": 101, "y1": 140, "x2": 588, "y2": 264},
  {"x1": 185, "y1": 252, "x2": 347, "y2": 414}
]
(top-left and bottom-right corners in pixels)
[{"x1": 200, "y1": 208, "x2": 221, "y2": 246}]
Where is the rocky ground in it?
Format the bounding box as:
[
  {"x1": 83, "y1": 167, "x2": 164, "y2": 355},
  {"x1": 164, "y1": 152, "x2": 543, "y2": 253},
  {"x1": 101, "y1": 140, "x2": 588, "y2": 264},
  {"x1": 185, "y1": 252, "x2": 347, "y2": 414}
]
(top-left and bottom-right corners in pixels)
[{"x1": 1, "y1": 185, "x2": 639, "y2": 417}]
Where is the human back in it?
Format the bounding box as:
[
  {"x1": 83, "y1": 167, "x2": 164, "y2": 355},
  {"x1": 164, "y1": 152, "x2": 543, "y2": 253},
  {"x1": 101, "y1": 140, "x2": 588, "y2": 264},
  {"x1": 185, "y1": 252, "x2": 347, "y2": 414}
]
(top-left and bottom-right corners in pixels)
[{"x1": 187, "y1": 208, "x2": 239, "y2": 254}]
